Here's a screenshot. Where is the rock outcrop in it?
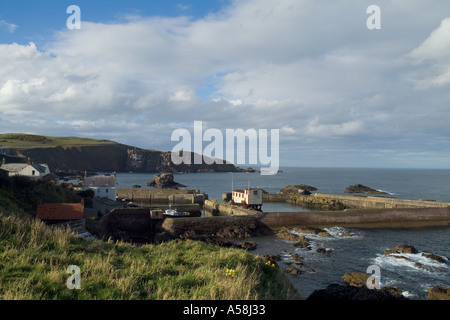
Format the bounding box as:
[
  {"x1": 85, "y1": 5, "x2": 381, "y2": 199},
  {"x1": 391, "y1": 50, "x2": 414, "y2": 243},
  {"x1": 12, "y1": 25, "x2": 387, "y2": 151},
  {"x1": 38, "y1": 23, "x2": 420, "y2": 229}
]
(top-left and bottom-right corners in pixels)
[
  {"x1": 292, "y1": 226, "x2": 331, "y2": 237},
  {"x1": 345, "y1": 184, "x2": 388, "y2": 195},
  {"x1": 394, "y1": 244, "x2": 419, "y2": 254},
  {"x1": 146, "y1": 173, "x2": 186, "y2": 189},
  {"x1": 280, "y1": 184, "x2": 318, "y2": 195},
  {"x1": 307, "y1": 284, "x2": 408, "y2": 300},
  {"x1": 427, "y1": 286, "x2": 450, "y2": 300},
  {"x1": 308, "y1": 271, "x2": 408, "y2": 300},
  {"x1": 342, "y1": 272, "x2": 370, "y2": 287}
]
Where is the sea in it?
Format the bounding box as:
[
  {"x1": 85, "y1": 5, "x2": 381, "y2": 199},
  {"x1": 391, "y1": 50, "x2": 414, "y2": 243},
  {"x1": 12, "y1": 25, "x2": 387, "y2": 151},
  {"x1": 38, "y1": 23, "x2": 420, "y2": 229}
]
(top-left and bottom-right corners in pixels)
[{"x1": 114, "y1": 167, "x2": 450, "y2": 300}]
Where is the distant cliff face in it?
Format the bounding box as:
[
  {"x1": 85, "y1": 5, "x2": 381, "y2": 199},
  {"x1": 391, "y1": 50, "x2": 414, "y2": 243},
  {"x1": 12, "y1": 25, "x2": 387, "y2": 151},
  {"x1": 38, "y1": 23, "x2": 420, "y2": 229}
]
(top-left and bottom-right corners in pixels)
[{"x1": 11, "y1": 145, "x2": 237, "y2": 173}]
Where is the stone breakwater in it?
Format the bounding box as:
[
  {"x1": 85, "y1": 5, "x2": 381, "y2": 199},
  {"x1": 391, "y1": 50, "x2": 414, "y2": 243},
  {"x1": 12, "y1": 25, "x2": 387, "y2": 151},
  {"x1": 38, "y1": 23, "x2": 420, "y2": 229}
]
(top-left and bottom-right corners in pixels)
[
  {"x1": 263, "y1": 192, "x2": 450, "y2": 210},
  {"x1": 205, "y1": 193, "x2": 450, "y2": 229},
  {"x1": 259, "y1": 207, "x2": 450, "y2": 229}
]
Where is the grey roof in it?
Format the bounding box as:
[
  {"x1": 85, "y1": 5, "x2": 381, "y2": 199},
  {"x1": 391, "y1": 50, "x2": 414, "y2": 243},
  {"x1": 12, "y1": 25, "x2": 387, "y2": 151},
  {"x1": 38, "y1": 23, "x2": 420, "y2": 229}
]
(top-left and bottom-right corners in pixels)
[
  {"x1": 83, "y1": 175, "x2": 116, "y2": 187},
  {"x1": 29, "y1": 164, "x2": 49, "y2": 173},
  {"x1": 0, "y1": 163, "x2": 27, "y2": 172}
]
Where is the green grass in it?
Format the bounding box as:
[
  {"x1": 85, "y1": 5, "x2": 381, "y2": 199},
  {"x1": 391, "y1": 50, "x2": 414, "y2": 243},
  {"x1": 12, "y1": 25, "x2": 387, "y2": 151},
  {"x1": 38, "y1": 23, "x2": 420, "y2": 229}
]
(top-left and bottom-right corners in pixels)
[
  {"x1": 0, "y1": 211, "x2": 300, "y2": 300},
  {"x1": 0, "y1": 133, "x2": 118, "y2": 149}
]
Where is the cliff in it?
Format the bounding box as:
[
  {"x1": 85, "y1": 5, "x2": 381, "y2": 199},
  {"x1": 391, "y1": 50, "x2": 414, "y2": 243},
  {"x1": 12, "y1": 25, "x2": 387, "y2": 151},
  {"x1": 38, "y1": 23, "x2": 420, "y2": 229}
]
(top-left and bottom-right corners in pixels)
[{"x1": 0, "y1": 133, "x2": 238, "y2": 173}]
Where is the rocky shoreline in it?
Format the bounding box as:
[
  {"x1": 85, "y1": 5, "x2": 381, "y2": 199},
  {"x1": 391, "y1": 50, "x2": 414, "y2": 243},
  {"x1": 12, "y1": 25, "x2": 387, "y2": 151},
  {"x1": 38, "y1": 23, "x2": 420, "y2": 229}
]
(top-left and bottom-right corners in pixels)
[{"x1": 252, "y1": 227, "x2": 449, "y2": 300}]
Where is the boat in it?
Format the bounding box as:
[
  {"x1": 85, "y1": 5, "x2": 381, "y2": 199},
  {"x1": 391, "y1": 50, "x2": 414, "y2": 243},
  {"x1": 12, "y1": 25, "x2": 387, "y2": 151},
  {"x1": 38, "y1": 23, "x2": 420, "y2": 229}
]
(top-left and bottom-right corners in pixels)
[{"x1": 163, "y1": 208, "x2": 190, "y2": 218}]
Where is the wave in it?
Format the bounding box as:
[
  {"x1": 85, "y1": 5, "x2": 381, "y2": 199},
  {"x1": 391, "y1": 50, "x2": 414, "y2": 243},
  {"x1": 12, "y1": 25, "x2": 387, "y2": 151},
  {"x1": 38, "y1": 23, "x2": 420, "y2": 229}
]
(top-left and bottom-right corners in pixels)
[
  {"x1": 377, "y1": 189, "x2": 397, "y2": 196},
  {"x1": 373, "y1": 250, "x2": 449, "y2": 275},
  {"x1": 325, "y1": 226, "x2": 364, "y2": 239}
]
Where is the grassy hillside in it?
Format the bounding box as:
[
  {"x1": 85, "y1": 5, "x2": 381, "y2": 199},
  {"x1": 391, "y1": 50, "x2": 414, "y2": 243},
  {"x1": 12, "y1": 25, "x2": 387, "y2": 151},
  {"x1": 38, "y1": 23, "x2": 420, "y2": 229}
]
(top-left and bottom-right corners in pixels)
[
  {"x1": 0, "y1": 133, "x2": 119, "y2": 149},
  {"x1": 0, "y1": 175, "x2": 299, "y2": 300},
  {"x1": 0, "y1": 211, "x2": 299, "y2": 300}
]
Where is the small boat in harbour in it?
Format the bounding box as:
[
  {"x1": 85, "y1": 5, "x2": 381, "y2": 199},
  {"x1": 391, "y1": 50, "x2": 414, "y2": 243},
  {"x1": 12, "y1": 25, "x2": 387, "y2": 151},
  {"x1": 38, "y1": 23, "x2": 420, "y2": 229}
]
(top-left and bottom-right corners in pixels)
[{"x1": 163, "y1": 208, "x2": 190, "y2": 218}]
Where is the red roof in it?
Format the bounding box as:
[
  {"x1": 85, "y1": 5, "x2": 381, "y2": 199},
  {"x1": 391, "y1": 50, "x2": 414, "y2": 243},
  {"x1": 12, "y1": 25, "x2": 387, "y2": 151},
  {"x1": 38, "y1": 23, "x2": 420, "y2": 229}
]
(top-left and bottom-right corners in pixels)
[{"x1": 36, "y1": 203, "x2": 84, "y2": 221}]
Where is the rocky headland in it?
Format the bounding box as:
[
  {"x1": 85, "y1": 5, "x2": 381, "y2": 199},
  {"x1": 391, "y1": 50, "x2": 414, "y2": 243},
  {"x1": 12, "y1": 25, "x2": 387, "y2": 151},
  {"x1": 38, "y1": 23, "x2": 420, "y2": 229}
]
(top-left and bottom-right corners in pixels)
[
  {"x1": 345, "y1": 184, "x2": 388, "y2": 195},
  {"x1": 1, "y1": 134, "x2": 239, "y2": 174}
]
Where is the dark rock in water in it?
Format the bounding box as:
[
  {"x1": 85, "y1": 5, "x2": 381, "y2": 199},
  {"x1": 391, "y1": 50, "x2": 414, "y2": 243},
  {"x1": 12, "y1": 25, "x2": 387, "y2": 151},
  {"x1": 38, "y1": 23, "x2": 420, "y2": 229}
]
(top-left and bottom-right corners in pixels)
[
  {"x1": 427, "y1": 286, "x2": 450, "y2": 300},
  {"x1": 422, "y1": 252, "x2": 446, "y2": 263},
  {"x1": 290, "y1": 253, "x2": 303, "y2": 262},
  {"x1": 239, "y1": 241, "x2": 257, "y2": 251},
  {"x1": 395, "y1": 244, "x2": 418, "y2": 254},
  {"x1": 284, "y1": 267, "x2": 301, "y2": 276},
  {"x1": 414, "y1": 262, "x2": 427, "y2": 271},
  {"x1": 307, "y1": 284, "x2": 408, "y2": 300},
  {"x1": 146, "y1": 173, "x2": 186, "y2": 189},
  {"x1": 345, "y1": 184, "x2": 388, "y2": 195},
  {"x1": 280, "y1": 184, "x2": 318, "y2": 194},
  {"x1": 292, "y1": 226, "x2": 331, "y2": 237},
  {"x1": 263, "y1": 254, "x2": 281, "y2": 262},
  {"x1": 293, "y1": 236, "x2": 310, "y2": 249},
  {"x1": 342, "y1": 272, "x2": 370, "y2": 287}
]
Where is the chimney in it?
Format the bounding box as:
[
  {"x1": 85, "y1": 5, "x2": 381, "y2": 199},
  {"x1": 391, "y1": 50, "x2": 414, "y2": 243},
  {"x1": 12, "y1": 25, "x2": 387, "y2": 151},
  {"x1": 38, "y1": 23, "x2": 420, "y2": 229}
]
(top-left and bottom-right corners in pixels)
[
  {"x1": 2, "y1": 157, "x2": 5, "y2": 166},
  {"x1": 27, "y1": 157, "x2": 32, "y2": 165},
  {"x1": 84, "y1": 170, "x2": 87, "y2": 178}
]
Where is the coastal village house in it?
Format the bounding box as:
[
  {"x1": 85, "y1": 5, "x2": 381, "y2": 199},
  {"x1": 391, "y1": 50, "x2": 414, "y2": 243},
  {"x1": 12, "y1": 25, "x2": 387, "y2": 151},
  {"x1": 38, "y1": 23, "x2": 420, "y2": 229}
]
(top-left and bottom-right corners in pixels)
[
  {"x1": 1, "y1": 157, "x2": 50, "y2": 178},
  {"x1": 232, "y1": 188, "x2": 263, "y2": 210},
  {"x1": 83, "y1": 173, "x2": 117, "y2": 201}
]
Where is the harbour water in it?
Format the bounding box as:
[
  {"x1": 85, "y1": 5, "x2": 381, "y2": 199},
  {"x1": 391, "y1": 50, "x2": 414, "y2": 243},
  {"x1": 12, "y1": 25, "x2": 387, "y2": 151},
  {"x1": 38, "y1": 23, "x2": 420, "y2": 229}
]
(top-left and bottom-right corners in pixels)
[{"x1": 115, "y1": 167, "x2": 450, "y2": 299}]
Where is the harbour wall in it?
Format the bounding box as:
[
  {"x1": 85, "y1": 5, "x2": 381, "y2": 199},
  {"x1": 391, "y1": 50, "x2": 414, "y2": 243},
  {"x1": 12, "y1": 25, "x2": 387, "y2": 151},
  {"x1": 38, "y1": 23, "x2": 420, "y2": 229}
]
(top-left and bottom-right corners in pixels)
[
  {"x1": 259, "y1": 207, "x2": 450, "y2": 230},
  {"x1": 205, "y1": 194, "x2": 450, "y2": 230},
  {"x1": 204, "y1": 199, "x2": 261, "y2": 217},
  {"x1": 310, "y1": 193, "x2": 450, "y2": 209},
  {"x1": 117, "y1": 188, "x2": 208, "y2": 205},
  {"x1": 159, "y1": 206, "x2": 450, "y2": 239},
  {"x1": 263, "y1": 193, "x2": 450, "y2": 209}
]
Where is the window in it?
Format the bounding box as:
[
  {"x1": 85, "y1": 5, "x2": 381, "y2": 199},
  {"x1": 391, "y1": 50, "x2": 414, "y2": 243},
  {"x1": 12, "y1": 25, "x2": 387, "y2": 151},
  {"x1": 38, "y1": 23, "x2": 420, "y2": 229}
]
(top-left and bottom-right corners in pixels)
[
  {"x1": 106, "y1": 189, "x2": 109, "y2": 193},
  {"x1": 254, "y1": 190, "x2": 258, "y2": 195},
  {"x1": 32, "y1": 170, "x2": 36, "y2": 176}
]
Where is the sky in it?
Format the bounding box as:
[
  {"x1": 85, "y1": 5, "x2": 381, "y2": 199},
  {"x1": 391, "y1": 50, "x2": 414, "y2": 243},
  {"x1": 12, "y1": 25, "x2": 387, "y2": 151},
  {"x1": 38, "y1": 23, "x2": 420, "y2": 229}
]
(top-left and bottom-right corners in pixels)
[{"x1": 1, "y1": 0, "x2": 450, "y2": 169}]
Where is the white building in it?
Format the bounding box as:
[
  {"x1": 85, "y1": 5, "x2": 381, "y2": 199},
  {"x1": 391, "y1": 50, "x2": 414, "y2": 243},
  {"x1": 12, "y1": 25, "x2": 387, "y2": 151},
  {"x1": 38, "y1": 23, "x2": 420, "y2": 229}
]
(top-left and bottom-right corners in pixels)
[
  {"x1": 1, "y1": 158, "x2": 50, "y2": 178},
  {"x1": 232, "y1": 188, "x2": 263, "y2": 210},
  {"x1": 83, "y1": 174, "x2": 117, "y2": 201}
]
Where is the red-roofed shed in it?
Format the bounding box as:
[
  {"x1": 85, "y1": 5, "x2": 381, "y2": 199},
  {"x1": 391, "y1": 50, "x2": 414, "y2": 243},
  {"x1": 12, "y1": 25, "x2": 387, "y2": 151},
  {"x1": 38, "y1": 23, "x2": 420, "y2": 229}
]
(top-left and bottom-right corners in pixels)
[{"x1": 36, "y1": 202, "x2": 84, "y2": 221}]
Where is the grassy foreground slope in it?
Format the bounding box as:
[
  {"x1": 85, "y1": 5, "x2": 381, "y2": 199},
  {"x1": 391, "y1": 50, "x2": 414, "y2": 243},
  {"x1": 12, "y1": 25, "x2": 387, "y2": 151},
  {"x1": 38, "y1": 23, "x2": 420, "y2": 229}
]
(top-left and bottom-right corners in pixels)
[{"x1": 0, "y1": 212, "x2": 299, "y2": 300}]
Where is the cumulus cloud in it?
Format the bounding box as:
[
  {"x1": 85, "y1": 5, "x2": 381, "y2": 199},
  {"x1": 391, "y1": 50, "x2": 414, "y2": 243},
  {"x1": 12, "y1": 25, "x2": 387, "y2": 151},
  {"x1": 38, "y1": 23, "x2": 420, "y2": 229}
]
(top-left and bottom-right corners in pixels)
[{"x1": 1, "y1": 0, "x2": 450, "y2": 167}]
